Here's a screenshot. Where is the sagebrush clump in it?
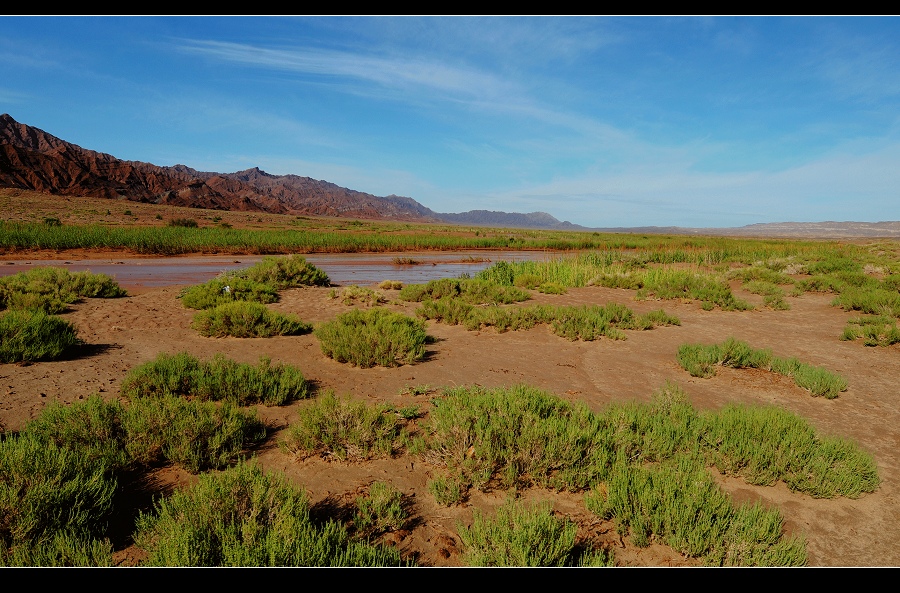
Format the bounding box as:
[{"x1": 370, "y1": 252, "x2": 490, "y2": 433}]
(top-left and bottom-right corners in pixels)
[{"x1": 315, "y1": 307, "x2": 427, "y2": 368}]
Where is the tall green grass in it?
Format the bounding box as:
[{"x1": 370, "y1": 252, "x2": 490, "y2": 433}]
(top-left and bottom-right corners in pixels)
[
  {"x1": 120, "y1": 352, "x2": 310, "y2": 405},
  {"x1": 4, "y1": 220, "x2": 850, "y2": 256},
  {"x1": 677, "y1": 338, "x2": 848, "y2": 398}
]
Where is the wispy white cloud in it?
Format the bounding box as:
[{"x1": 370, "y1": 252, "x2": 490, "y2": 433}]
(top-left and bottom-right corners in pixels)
[{"x1": 178, "y1": 40, "x2": 516, "y2": 103}]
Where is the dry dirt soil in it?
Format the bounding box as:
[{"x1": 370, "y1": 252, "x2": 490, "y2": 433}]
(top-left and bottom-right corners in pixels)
[{"x1": 2, "y1": 261, "x2": 899, "y2": 567}]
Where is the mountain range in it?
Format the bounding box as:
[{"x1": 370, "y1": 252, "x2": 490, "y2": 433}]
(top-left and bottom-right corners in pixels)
[{"x1": 0, "y1": 114, "x2": 580, "y2": 230}]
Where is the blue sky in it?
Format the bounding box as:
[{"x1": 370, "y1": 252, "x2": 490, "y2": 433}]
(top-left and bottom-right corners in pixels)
[{"x1": 1, "y1": 16, "x2": 898, "y2": 228}]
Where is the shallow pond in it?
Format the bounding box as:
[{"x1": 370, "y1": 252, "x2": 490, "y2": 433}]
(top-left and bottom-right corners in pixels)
[{"x1": 0, "y1": 250, "x2": 560, "y2": 290}]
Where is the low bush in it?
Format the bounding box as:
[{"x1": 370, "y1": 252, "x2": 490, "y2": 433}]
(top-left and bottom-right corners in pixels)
[
  {"x1": 378, "y1": 280, "x2": 403, "y2": 290},
  {"x1": 192, "y1": 301, "x2": 312, "y2": 338},
  {"x1": 332, "y1": 285, "x2": 386, "y2": 307},
  {"x1": 702, "y1": 404, "x2": 878, "y2": 498},
  {"x1": 120, "y1": 352, "x2": 310, "y2": 406},
  {"x1": 281, "y1": 392, "x2": 407, "y2": 462},
  {"x1": 418, "y1": 300, "x2": 679, "y2": 341},
  {"x1": 134, "y1": 462, "x2": 404, "y2": 566},
  {"x1": 23, "y1": 396, "x2": 130, "y2": 470},
  {"x1": 168, "y1": 218, "x2": 198, "y2": 228},
  {"x1": 21, "y1": 394, "x2": 265, "y2": 475},
  {"x1": 637, "y1": 269, "x2": 752, "y2": 311},
  {"x1": 0, "y1": 432, "x2": 116, "y2": 566},
  {"x1": 840, "y1": 315, "x2": 900, "y2": 346},
  {"x1": 743, "y1": 281, "x2": 790, "y2": 310},
  {"x1": 587, "y1": 455, "x2": 807, "y2": 565},
  {"x1": 677, "y1": 338, "x2": 847, "y2": 398},
  {"x1": 123, "y1": 395, "x2": 266, "y2": 474},
  {"x1": 399, "y1": 278, "x2": 530, "y2": 305},
  {"x1": 179, "y1": 276, "x2": 278, "y2": 310},
  {"x1": 537, "y1": 282, "x2": 567, "y2": 295},
  {"x1": 458, "y1": 498, "x2": 613, "y2": 567},
  {"x1": 354, "y1": 482, "x2": 408, "y2": 536},
  {"x1": 0, "y1": 310, "x2": 81, "y2": 363},
  {"x1": 238, "y1": 254, "x2": 330, "y2": 289},
  {"x1": 315, "y1": 307, "x2": 427, "y2": 368},
  {"x1": 180, "y1": 255, "x2": 328, "y2": 310},
  {"x1": 832, "y1": 287, "x2": 900, "y2": 318},
  {"x1": 0, "y1": 267, "x2": 126, "y2": 313},
  {"x1": 729, "y1": 266, "x2": 795, "y2": 286}
]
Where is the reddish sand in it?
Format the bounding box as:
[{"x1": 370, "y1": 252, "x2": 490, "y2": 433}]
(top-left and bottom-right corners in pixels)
[{"x1": 2, "y1": 262, "x2": 898, "y2": 566}]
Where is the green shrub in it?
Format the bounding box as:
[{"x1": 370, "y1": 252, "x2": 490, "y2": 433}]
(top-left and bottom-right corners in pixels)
[
  {"x1": 588, "y1": 455, "x2": 807, "y2": 565},
  {"x1": 315, "y1": 307, "x2": 427, "y2": 368},
  {"x1": 458, "y1": 498, "x2": 612, "y2": 567},
  {"x1": 701, "y1": 405, "x2": 878, "y2": 498},
  {"x1": 840, "y1": 315, "x2": 900, "y2": 346},
  {"x1": 281, "y1": 392, "x2": 406, "y2": 462},
  {"x1": 399, "y1": 278, "x2": 530, "y2": 305},
  {"x1": 0, "y1": 310, "x2": 81, "y2": 363},
  {"x1": 677, "y1": 338, "x2": 847, "y2": 399},
  {"x1": 354, "y1": 482, "x2": 408, "y2": 535},
  {"x1": 637, "y1": 268, "x2": 752, "y2": 311},
  {"x1": 420, "y1": 385, "x2": 615, "y2": 499},
  {"x1": 378, "y1": 280, "x2": 403, "y2": 290},
  {"x1": 168, "y1": 218, "x2": 198, "y2": 228},
  {"x1": 20, "y1": 394, "x2": 265, "y2": 475},
  {"x1": 513, "y1": 274, "x2": 543, "y2": 289},
  {"x1": 120, "y1": 352, "x2": 310, "y2": 406},
  {"x1": 334, "y1": 285, "x2": 386, "y2": 306},
  {"x1": 0, "y1": 432, "x2": 117, "y2": 565},
  {"x1": 134, "y1": 462, "x2": 404, "y2": 566},
  {"x1": 23, "y1": 396, "x2": 129, "y2": 470},
  {"x1": 1, "y1": 530, "x2": 112, "y2": 567},
  {"x1": 537, "y1": 282, "x2": 567, "y2": 295},
  {"x1": 729, "y1": 266, "x2": 794, "y2": 285},
  {"x1": 180, "y1": 276, "x2": 278, "y2": 310},
  {"x1": 0, "y1": 267, "x2": 126, "y2": 313},
  {"x1": 418, "y1": 300, "x2": 678, "y2": 341},
  {"x1": 832, "y1": 287, "x2": 900, "y2": 318},
  {"x1": 238, "y1": 254, "x2": 329, "y2": 288},
  {"x1": 123, "y1": 395, "x2": 266, "y2": 474},
  {"x1": 192, "y1": 301, "x2": 312, "y2": 338}
]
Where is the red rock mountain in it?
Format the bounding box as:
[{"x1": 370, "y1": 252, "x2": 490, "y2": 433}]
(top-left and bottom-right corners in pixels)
[
  {"x1": 0, "y1": 113, "x2": 439, "y2": 221},
  {"x1": 0, "y1": 114, "x2": 586, "y2": 228}
]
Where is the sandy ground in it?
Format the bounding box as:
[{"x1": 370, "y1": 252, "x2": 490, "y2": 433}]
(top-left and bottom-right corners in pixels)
[{"x1": 2, "y1": 272, "x2": 898, "y2": 566}]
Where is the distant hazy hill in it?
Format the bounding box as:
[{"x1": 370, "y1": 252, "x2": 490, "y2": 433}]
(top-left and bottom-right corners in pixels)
[{"x1": 0, "y1": 113, "x2": 579, "y2": 228}]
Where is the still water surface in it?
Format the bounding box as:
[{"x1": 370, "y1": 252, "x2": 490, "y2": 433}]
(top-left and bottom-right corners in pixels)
[{"x1": 0, "y1": 250, "x2": 559, "y2": 289}]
